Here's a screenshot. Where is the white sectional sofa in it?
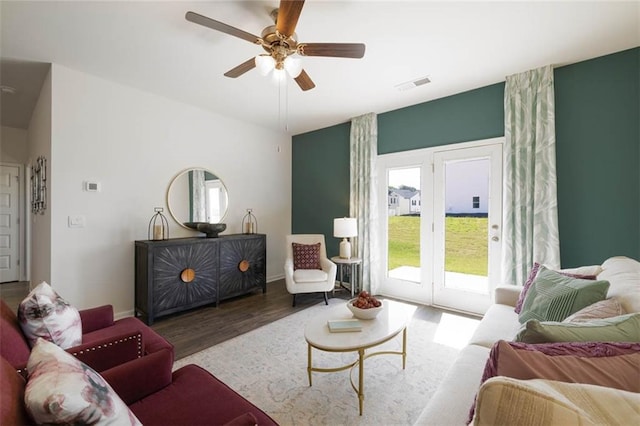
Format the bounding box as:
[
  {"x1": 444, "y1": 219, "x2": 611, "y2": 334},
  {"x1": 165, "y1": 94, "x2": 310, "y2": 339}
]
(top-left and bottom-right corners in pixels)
[{"x1": 414, "y1": 256, "x2": 640, "y2": 426}]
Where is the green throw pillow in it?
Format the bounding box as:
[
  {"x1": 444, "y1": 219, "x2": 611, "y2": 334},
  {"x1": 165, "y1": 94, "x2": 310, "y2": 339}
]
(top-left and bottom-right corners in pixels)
[
  {"x1": 515, "y1": 313, "x2": 640, "y2": 344},
  {"x1": 518, "y1": 267, "x2": 610, "y2": 324}
]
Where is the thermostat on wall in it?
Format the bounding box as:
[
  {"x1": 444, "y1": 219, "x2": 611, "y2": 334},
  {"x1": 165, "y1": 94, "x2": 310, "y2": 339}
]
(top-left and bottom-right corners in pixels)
[{"x1": 84, "y1": 181, "x2": 101, "y2": 192}]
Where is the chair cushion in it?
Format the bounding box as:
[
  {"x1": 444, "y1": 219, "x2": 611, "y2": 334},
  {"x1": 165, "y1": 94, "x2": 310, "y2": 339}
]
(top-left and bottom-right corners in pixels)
[
  {"x1": 129, "y1": 364, "x2": 277, "y2": 425},
  {"x1": 293, "y1": 269, "x2": 328, "y2": 283},
  {"x1": 0, "y1": 299, "x2": 31, "y2": 370},
  {"x1": 0, "y1": 355, "x2": 31, "y2": 425},
  {"x1": 25, "y1": 338, "x2": 141, "y2": 425},
  {"x1": 292, "y1": 242, "x2": 321, "y2": 270},
  {"x1": 18, "y1": 281, "x2": 82, "y2": 349},
  {"x1": 518, "y1": 267, "x2": 609, "y2": 323}
]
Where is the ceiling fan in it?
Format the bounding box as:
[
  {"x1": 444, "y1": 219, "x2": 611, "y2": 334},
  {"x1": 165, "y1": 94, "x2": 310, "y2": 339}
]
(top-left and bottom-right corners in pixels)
[{"x1": 185, "y1": 0, "x2": 366, "y2": 91}]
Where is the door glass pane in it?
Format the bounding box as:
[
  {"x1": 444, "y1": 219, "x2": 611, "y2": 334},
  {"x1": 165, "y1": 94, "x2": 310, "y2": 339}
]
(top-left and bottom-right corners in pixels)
[
  {"x1": 443, "y1": 159, "x2": 489, "y2": 293},
  {"x1": 387, "y1": 167, "x2": 421, "y2": 283}
]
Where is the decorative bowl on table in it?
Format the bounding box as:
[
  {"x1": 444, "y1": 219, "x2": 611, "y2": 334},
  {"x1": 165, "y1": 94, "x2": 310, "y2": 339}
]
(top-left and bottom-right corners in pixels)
[
  {"x1": 347, "y1": 296, "x2": 384, "y2": 320},
  {"x1": 183, "y1": 222, "x2": 227, "y2": 238}
]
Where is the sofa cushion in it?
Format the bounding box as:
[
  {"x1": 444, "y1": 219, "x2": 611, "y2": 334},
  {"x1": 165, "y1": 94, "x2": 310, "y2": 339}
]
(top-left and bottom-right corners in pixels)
[
  {"x1": 473, "y1": 377, "x2": 640, "y2": 426},
  {"x1": 25, "y1": 338, "x2": 141, "y2": 425},
  {"x1": 0, "y1": 356, "x2": 31, "y2": 425},
  {"x1": 514, "y1": 263, "x2": 601, "y2": 314},
  {"x1": 467, "y1": 303, "x2": 521, "y2": 348},
  {"x1": 597, "y1": 256, "x2": 640, "y2": 314},
  {"x1": 562, "y1": 298, "x2": 624, "y2": 323},
  {"x1": 515, "y1": 312, "x2": 640, "y2": 343},
  {"x1": 292, "y1": 242, "x2": 322, "y2": 270},
  {"x1": 17, "y1": 281, "x2": 82, "y2": 349},
  {"x1": 518, "y1": 267, "x2": 609, "y2": 323}
]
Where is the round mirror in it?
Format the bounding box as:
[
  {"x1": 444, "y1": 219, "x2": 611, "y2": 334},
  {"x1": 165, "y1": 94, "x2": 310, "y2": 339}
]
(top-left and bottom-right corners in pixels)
[{"x1": 167, "y1": 168, "x2": 229, "y2": 230}]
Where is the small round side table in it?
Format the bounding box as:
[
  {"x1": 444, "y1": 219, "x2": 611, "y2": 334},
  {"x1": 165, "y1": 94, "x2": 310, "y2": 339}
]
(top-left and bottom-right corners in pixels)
[{"x1": 330, "y1": 256, "x2": 362, "y2": 298}]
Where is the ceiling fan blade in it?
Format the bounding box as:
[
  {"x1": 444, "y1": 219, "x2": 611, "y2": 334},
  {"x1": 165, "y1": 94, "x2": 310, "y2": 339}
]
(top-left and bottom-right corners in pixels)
[
  {"x1": 298, "y1": 43, "x2": 366, "y2": 58},
  {"x1": 223, "y1": 58, "x2": 257, "y2": 78},
  {"x1": 294, "y1": 69, "x2": 315, "y2": 91},
  {"x1": 185, "y1": 11, "x2": 260, "y2": 44},
  {"x1": 276, "y1": 0, "x2": 305, "y2": 38}
]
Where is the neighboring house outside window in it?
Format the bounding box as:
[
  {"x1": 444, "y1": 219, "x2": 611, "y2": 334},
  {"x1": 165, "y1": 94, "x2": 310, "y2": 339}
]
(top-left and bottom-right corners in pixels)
[{"x1": 472, "y1": 196, "x2": 480, "y2": 209}]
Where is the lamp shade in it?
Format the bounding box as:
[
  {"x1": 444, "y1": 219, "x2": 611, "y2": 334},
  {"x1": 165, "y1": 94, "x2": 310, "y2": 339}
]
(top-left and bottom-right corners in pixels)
[{"x1": 333, "y1": 218, "x2": 357, "y2": 238}]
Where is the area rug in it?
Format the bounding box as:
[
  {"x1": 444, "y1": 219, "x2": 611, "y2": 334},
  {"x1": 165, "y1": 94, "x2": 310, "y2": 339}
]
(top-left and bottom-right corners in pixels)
[{"x1": 174, "y1": 298, "x2": 463, "y2": 425}]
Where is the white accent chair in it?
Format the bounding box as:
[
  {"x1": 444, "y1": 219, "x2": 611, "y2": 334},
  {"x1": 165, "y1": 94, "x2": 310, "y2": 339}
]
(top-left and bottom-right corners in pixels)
[{"x1": 284, "y1": 234, "x2": 337, "y2": 307}]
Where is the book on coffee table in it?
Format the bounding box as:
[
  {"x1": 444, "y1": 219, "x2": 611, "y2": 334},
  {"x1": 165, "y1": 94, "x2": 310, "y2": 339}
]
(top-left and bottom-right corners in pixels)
[{"x1": 327, "y1": 319, "x2": 362, "y2": 333}]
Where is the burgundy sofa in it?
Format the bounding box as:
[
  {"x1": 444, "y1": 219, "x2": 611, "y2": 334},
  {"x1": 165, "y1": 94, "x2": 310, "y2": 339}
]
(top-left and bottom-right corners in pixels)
[
  {"x1": 0, "y1": 299, "x2": 174, "y2": 374},
  {"x1": 1, "y1": 349, "x2": 278, "y2": 425}
]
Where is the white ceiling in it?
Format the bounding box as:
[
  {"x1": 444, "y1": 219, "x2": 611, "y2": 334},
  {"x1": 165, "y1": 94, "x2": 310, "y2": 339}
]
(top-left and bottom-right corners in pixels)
[{"x1": 1, "y1": 1, "x2": 638, "y2": 135}]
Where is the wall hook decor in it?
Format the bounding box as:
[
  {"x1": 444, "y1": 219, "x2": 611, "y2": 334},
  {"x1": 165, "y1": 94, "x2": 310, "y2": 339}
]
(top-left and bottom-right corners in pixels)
[{"x1": 31, "y1": 156, "x2": 47, "y2": 214}]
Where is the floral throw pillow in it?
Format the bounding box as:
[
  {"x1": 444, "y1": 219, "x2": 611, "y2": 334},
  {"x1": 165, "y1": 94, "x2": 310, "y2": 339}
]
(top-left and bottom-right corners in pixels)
[
  {"x1": 25, "y1": 338, "x2": 142, "y2": 425},
  {"x1": 17, "y1": 281, "x2": 82, "y2": 349},
  {"x1": 292, "y1": 242, "x2": 322, "y2": 270}
]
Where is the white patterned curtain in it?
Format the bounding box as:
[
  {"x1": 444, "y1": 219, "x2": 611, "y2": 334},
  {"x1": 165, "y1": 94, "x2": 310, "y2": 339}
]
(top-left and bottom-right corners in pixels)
[
  {"x1": 350, "y1": 113, "x2": 381, "y2": 294},
  {"x1": 502, "y1": 65, "x2": 561, "y2": 286},
  {"x1": 191, "y1": 170, "x2": 207, "y2": 222}
]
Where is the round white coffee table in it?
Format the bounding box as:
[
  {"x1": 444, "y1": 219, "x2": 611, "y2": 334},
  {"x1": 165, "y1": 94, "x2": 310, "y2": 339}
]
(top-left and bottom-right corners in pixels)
[{"x1": 304, "y1": 299, "x2": 416, "y2": 415}]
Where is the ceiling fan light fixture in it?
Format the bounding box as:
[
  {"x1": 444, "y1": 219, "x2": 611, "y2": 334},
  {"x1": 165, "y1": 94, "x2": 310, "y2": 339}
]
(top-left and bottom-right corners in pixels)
[
  {"x1": 255, "y1": 54, "x2": 275, "y2": 76},
  {"x1": 283, "y1": 55, "x2": 302, "y2": 78},
  {"x1": 272, "y1": 68, "x2": 287, "y2": 84}
]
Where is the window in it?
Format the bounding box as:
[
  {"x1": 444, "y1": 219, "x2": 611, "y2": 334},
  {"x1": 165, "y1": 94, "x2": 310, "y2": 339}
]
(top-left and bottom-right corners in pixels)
[{"x1": 472, "y1": 196, "x2": 480, "y2": 209}]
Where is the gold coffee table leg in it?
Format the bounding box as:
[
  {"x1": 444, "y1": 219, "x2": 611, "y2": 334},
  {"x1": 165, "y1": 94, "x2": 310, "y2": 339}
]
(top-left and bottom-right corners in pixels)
[
  {"x1": 307, "y1": 344, "x2": 313, "y2": 386},
  {"x1": 402, "y1": 328, "x2": 407, "y2": 369},
  {"x1": 358, "y1": 348, "x2": 365, "y2": 415}
]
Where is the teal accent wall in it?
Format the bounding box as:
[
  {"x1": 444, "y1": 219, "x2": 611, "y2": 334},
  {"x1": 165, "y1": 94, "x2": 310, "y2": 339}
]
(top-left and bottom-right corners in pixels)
[
  {"x1": 292, "y1": 48, "x2": 640, "y2": 266},
  {"x1": 378, "y1": 83, "x2": 505, "y2": 154},
  {"x1": 555, "y1": 48, "x2": 639, "y2": 265},
  {"x1": 292, "y1": 123, "x2": 350, "y2": 258}
]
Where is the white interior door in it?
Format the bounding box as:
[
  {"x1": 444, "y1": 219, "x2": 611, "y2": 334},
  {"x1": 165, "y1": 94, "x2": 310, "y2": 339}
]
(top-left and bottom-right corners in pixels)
[
  {"x1": 0, "y1": 164, "x2": 21, "y2": 283},
  {"x1": 432, "y1": 144, "x2": 502, "y2": 314}
]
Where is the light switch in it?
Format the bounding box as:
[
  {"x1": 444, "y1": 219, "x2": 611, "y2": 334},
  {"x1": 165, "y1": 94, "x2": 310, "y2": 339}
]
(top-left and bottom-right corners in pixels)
[{"x1": 68, "y1": 215, "x2": 86, "y2": 228}]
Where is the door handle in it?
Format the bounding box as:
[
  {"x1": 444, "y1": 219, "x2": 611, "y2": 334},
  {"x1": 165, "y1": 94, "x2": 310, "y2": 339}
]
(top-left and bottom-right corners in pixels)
[{"x1": 491, "y1": 236, "x2": 499, "y2": 242}]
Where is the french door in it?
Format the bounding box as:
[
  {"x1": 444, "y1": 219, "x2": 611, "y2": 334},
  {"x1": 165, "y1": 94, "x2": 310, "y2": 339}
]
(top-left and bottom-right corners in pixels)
[{"x1": 377, "y1": 139, "x2": 503, "y2": 315}]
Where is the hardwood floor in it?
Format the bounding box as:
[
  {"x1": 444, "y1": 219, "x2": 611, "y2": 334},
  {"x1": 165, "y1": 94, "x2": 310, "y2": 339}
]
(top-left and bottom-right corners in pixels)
[
  {"x1": 150, "y1": 279, "x2": 352, "y2": 359},
  {"x1": 1, "y1": 279, "x2": 464, "y2": 361}
]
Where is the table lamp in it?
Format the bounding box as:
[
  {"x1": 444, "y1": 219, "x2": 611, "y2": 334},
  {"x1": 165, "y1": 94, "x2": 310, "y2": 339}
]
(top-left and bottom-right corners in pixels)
[{"x1": 333, "y1": 218, "x2": 357, "y2": 259}]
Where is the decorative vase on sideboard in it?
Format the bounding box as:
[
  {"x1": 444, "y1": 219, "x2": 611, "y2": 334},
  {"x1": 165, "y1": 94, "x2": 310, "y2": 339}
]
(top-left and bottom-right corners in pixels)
[{"x1": 135, "y1": 234, "x2": 266, "y2": 325}]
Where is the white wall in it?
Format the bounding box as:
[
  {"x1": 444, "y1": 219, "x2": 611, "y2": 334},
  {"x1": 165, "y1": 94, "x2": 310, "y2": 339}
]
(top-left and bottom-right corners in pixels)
[
  {"x1": 48, "y1": 64, "x2": 291, "y2": 317},
  {"x1": 27, "y1": 70, "x2": 53, "y2": 288},
  {"x1": 1, "y1": 126, "x2": 29, "y2": 163}
]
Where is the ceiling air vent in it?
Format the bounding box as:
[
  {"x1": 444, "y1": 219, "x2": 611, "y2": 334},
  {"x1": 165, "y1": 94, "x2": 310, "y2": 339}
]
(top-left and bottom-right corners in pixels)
[{"x1": 394, "y1": 76, "x2": 431, "y2": 91}]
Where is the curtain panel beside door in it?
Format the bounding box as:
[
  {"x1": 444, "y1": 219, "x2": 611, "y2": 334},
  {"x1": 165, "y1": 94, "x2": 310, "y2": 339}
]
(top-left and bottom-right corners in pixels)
[{"x1": 502, "y1": 65, "x2": 561, "y2": 286}]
